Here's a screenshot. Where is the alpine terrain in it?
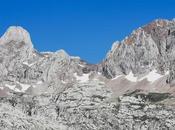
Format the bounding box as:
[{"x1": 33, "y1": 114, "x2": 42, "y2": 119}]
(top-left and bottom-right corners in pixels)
[{"x1": 1, "y1": 19, "x2": 175, "y2": 130}]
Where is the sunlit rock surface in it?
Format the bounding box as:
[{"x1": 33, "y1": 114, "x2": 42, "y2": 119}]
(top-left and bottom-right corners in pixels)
[{"x1": 1, "y1": 20, "x2": 175, "y2": 129}]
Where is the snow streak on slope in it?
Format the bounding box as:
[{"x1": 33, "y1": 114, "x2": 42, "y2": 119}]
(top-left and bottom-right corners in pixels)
[
  {"x1": 74, "y1": 73, "x2": 90, "y2": 83},
  {"x1": 112, "y1": 70, "x2": 168, "y2": 83},
  {"x1": 125, "y1": 72, "x2": 137, "y2": 82},
  {"x1": 5, "y1": 84, "x2": 20, "y2": 92},
  {"x1": 5, "y1": 82, "x2": 31, "y2": 92},
  {"x1": 139, "y1": 70, "x2": 164, "y2": 83}
]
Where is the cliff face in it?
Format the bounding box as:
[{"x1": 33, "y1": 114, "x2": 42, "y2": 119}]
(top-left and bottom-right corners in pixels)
[
  {"x1": 1, "y1": 20, "x2": 175, "y2": 130},
  {"x1": 102, "y1": 19, "x2": 175, "y2": 80}
]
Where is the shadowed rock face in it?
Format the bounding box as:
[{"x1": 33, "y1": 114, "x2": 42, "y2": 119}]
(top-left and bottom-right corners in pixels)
[{"x1": 1, "y1": 20, "x2": 175, "y2": 130}]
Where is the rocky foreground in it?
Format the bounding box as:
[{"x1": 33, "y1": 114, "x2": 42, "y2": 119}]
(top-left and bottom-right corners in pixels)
[{"x1": 1, "y1": 19, "x2": 175, "y2": 129}]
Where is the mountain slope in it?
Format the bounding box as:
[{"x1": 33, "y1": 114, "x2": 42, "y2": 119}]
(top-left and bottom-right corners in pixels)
[
  {"x1": 101, "y1": 19, "x2": 175, "y2": 97},
  {"x1": 1, "y1": 19, "x2": 175, "y2": 130},
  {"x1": 102, "y1": 19, "x2": 175, "y2": 78}
]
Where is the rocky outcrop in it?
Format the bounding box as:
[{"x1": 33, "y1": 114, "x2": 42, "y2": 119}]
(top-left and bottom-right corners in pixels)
[
  {"x1": 102, "y1": 19, "x2": 175, "y2": 80},
  {"x1": 1, "y1": 87, "x2": 175, "y2": 130},
  {"x1": 0, "y1": 26, "x2": 94, "y2": 96}
]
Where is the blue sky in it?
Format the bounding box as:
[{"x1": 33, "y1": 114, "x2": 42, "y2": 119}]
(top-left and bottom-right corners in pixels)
[{"x1": 0, "y1": 0, "x2": 175, "y2": 63}]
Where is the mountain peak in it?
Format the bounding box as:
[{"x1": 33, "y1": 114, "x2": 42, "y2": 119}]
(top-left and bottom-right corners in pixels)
[
  {"x1": 142, "y1": 19, "x2": 170, "y2": 34},
  {"x1": 0, "y1": 26, "x2": 33, "y2": 48},
  {"x1": 120, "y1": 19, "x2": 175, "y2": 46},
  {"x1": 103, "y1": 18, "x2": 175, "y2": 79},
  {"x1": 1, "y1": 19, "x2": 175, "y2": 130}
]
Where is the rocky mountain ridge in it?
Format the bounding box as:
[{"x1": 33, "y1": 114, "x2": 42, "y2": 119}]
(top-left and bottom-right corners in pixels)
[
  {"x1": 1, "y1": 19, "x2": 175, "y2": 130},
  {"x1": 102, "y1": 19, "x2": 175, "y2": 80}
]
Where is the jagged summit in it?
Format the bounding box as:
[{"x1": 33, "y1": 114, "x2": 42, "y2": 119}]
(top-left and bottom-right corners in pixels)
[{"x1": 118, "y1": 19, "x2": 172, "y2": 46}]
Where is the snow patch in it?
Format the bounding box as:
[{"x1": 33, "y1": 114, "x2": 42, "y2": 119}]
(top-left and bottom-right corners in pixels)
[
  {"x1": 23, "y1": 62, "x2": 34, "y2": 67},
  {"x1": 74, "y1": 73, "x2": 89, "y2": 83},
  {"x1": 0, "y1": 87, "x2": 4, "y2": 90},
  {"x1": 97, "y1": 72, "x2": 101, "y2": 75},
  {"x1": 36, "y1": 81, "x2": 43, "y2": 85},
  {"x1": 117, "y1": 70, "x2": 167, "y2": 83},
  {"x1": 5, "y1": 84, "x2": 20, "y2": 92},
  {"x1": 17, "y1": 82, "x2": 31, "y2": 92},
  {"x1": 139, "y1": 70, "x2": 164, "y2": 83},
  {"x1": 125, "y1": 72, "x2": 137, "y2": 82},
  {"x1": 5, "y1": 82, "x2": 31, "y2": 92},
  {"x1": 112, "y1": 75, "x2": 123, "y2": 80},
  {"x1": 165, "y1": 71, "x2": 170, "y2": 75}
]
